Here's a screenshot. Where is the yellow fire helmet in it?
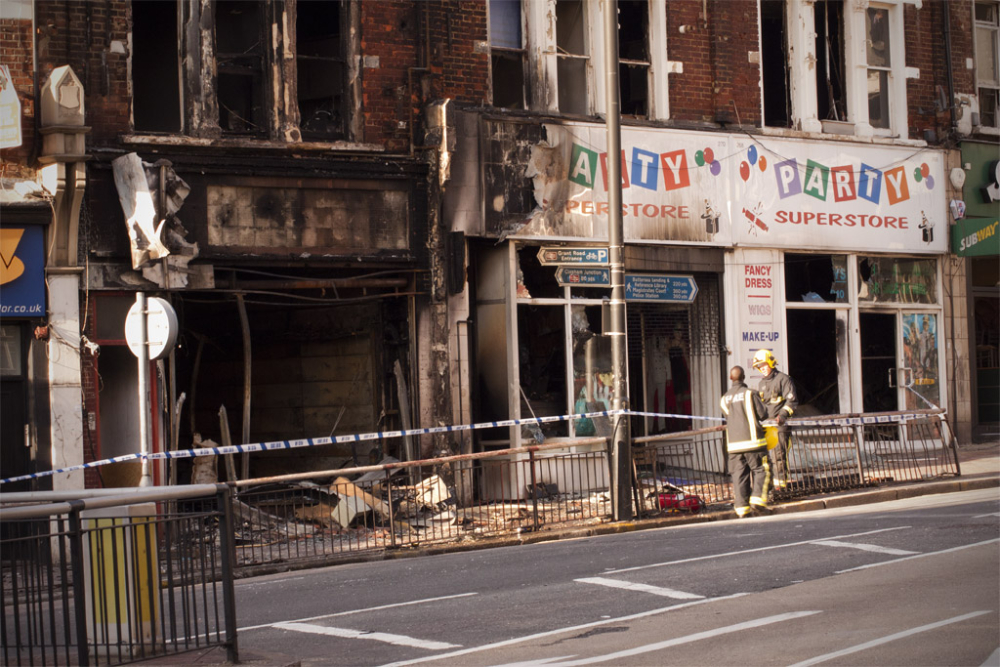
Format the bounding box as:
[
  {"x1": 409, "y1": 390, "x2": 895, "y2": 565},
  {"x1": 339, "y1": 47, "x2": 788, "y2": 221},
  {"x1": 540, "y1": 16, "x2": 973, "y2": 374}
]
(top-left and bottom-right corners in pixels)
[{"x1": 753, "y1": 349, "x2": 776, "y2": 371}]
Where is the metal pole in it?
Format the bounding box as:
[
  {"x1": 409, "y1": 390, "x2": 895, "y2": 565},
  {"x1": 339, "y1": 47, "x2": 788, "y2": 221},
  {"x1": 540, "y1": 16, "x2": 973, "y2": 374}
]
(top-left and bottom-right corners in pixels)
[
  {"x1": 137, "y1": 292, "x2": 153, "y2": 487},
  {"x1": 603, "y1": 0, "x2": 632, "y2": 520},
  {"x1": 216, "y1": 485, "x2": 240, "y2": 664}
]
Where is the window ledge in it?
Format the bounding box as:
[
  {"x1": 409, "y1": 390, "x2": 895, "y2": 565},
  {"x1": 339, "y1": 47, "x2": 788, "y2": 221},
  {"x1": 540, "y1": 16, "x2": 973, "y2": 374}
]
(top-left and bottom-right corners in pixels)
[
  {"x1": 758, "y1": 126, "x2": 927, "y2": 148},
  {"x1": 120, "y1": 134, "x2": 385, "y2": 153}
]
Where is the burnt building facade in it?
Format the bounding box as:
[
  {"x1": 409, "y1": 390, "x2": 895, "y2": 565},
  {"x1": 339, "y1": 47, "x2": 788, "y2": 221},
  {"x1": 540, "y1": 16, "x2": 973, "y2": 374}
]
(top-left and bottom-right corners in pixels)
[{"x1": 1, "y1": 0, "x2": 997, "y2": 492}]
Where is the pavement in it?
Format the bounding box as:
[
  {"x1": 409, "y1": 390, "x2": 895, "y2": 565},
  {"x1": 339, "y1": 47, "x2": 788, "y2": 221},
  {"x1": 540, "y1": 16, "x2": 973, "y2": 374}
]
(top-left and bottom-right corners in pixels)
[{"x1": 145, "y1": 441, "x2": 1000, "y2": 666}]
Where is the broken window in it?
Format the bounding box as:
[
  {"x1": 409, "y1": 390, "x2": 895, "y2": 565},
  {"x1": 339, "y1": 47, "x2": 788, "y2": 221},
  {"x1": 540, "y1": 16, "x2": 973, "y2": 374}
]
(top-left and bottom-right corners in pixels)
[
  {"x1": 617, "y1": 0, "x2": 650, "y2": 117},
  {"x1": 865, "y1": 6, "x2": 891, "y2": 130},
  {"x1": 297, "y1": 0, "x2": 347, "y2": 140},
  {"x1": 490, "y1": 0, "x2": 527, "y2": 109},
  {"x1": 761, "y1": 0, "x2": 791, "y2": 128},
  {"x1": 784, "y1": 254, "x2": 849, "y2": 304},
  {"x1": 215, "y1": 1, "x2": 267, "y2": 135},
  {"x1": 815, "y1": 0, "x2": 847, "y2": 124},
  {"x1": 131, "y1": 0, "x2": 181, "y2": 132},
  {"x1": 556, "y1": 0, "x2": 589, "y2": 115},
  {"x1": 976, "y1": 1, "x2": 1000, "y2": 128},
  {"x1": 761, "y1": 0, "x2": 846, "y2": 130}
]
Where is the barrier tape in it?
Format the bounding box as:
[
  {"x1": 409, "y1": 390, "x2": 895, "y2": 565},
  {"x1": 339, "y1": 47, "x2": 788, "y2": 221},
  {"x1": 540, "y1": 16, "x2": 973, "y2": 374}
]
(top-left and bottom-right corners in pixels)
[{"x1": 0, "y1": 408, "x2": 939, "y2": 486}]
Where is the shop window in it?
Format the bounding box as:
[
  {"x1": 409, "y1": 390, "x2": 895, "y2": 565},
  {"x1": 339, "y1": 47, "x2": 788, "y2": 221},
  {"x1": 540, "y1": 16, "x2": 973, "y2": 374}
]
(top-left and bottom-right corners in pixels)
[
  {"x1": 516, "y1": 246, "x2": 562, "y2": 299},
  {"x1": 297, "y1": 1, "x2": 347, "y2": 140},
  {"x1": 617, "y1": 0, "x2": 650, "y2": 118},
  {"x1": 556, "y1": 0, "x2": 589, "y2": 115},
  {"x1": 857, "y1": 256, "x2": 937, "y2": 304},
  {"x1": 0, "y1": 324, "x2": 23, "y2": 378},
  {"x1": 490, "y1": 0, "x2": 527, "y2": 109},
  {"x1": 132, "y1": 0, "x2": 181, "y2": 132},
  {"x1": 571, "y1": 306, "x2": 612, "y2": 436},
  {"x1": 976, "y1": 1, "x2": 1000, "y2": 129},
  {"x1": 784, "y1": 254, "x2": 848, "y2": 303},
  {"x1": 517, "y1": 305, "x2": 568, "y2": 439}
]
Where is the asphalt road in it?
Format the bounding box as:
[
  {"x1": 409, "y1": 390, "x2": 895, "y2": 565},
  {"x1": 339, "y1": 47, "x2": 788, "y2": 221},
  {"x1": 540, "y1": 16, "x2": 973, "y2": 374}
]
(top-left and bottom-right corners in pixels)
[{"x1": 233, "y1": 488, "x2": 1000, "y2": 667}]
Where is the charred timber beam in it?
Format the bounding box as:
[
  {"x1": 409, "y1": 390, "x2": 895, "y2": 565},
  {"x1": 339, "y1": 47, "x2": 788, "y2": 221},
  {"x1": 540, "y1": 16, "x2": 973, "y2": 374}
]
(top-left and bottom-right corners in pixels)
[{"x1": 229, "y1": 278, "x2": 409, "y2": 290}]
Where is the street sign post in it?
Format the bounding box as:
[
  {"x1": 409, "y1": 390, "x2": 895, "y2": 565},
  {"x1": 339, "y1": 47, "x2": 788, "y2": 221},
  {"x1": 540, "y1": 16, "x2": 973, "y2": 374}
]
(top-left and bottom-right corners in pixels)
[
  {"x1": 537, "y1": 247, "x2": 609, "y2": 266},
  {"x1": 554, "y1": 267, "x2": 611, "y2": 286},
  {"x1": 625, "y1": 274, "x2": 698, "y2": 303}
]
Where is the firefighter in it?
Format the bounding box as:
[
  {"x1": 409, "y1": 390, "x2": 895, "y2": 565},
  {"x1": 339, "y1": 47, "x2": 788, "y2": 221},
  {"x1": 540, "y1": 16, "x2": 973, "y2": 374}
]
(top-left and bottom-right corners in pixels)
[
  {"x1": 721, "y1": 366, "x2": 771, "y2": 518},
  {"x1": 752, "y1": 348, "x2": 798, "y2": 498}
]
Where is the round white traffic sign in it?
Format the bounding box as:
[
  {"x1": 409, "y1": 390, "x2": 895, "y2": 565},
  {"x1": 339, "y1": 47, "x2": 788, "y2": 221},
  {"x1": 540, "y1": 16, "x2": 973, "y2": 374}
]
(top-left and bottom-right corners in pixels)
[{"x1": 125, "y1": 296, "x2": 179, "y2": 360}]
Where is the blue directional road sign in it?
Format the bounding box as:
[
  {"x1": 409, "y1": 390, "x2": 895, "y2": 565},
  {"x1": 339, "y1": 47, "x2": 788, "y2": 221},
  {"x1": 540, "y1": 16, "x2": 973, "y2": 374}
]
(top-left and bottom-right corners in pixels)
[
  {"x1": 537, "y1": 246, "x2": 609, "y2": 266},
  {"x1": 625, "y1": 274, "x2": 698, "y2": 303},
  {"x1": 554, "y1": 267, "x2": 611, "y2": 287}
]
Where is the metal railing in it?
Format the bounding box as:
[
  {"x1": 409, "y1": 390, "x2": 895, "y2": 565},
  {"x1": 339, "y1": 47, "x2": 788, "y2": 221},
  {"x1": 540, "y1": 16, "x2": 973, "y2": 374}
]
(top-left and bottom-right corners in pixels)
[
  {"x1": 227, "y1": 410, "x2": 960, "y2": 574},
  {"x1": 1, "y1": 485, "x2": 238, "y2": 666}
]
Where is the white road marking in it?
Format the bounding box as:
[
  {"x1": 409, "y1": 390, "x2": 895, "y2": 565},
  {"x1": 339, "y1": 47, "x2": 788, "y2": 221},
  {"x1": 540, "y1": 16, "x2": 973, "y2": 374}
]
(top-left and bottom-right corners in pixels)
[
  {"x1": 836, "y1": 538, "x2": 1000, "y2": 573},
  {"x1": 380, "y1": 592, "x2": 749, "y2": 666},
  {"x1": 604, "y1": 527, "x2": 909, "y2": 574},
  {"x1": 812, "y1": 539, "x2": 917, "y2": 556},
  {"x1": 493, "y1": 657, "x2": 576, "y2": 667},
  {"x1": 575, "y1": 577, "x2": 704, "y2": 600},
  {"x1": 787, "y1": 611, "x2": 993, "y2": 667},
  {"x1": 973, "y1": 512, "x2": 1000, "y2": 519},
  {"x1": 274, "y1": 621, "x2": 461, "y2": 650},
  {"x1": 980, "y1": 647, "x2": 1000, "y2": 666},
  {"x1": 518, "y1": 611, "x2": 822, "y2": 666},
  {"x1": 240, "y1": 592, "x2": 478, "y2": 632}
]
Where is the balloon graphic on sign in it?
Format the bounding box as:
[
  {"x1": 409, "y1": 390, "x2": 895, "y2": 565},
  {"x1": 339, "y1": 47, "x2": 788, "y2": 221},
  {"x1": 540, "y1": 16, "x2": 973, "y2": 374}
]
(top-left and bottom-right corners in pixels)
[
  {"x1": 710, "y1": 160, "x2": 721, "y2": 176},
  {"x1": 920, "y1": 163, "x2": 930, "y2": 178},
  {"x1": 703, "y1": 147, "x2": 714, "y2": 164},
  {"x1": 913, "y1": 168, "x2": 923, "y2": 183},
  {"x1": 747, "y1": 145, "x2": 757, "y2": 165},
  {"x1": 759, "y1": 156, "x2": 767, "y2": 171},
  {"x1": 694, "y1": 150, "x2": 705, "y2": 167},
  {"x1": 925, "y1": 175, "x2": 934, "y2": 189},
  {"x1": 740, "y1": 161, "x2": 750, "y2": 181}
]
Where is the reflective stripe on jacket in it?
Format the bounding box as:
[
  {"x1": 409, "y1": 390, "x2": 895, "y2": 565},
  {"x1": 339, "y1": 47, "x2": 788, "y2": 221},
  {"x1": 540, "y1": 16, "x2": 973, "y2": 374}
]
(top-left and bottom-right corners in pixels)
[{"x1": 721, "y1": 382, "x2": 767, "y2": 453}]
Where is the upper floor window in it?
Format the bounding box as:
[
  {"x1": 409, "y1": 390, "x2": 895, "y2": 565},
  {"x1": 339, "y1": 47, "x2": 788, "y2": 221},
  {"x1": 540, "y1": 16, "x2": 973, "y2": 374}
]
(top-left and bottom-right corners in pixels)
[
  {"x1": 556, "y1": 0, "x2": 589, "y2": 115},
  {"x1": 977, "y1": 1, "x2": 1000, "y2": 129},
  {"x1": 131, "y1": 0, "x2": 353, "y2": 141},
  {"x1": 490, "y1": 0, "x2": 527, "y2": 109},
  {"x1": 761, "y1": 0, "x2": 906, "y2": 138},
  {"x1": 617, "y1": 0, "x2": 651, "y2": 118}
]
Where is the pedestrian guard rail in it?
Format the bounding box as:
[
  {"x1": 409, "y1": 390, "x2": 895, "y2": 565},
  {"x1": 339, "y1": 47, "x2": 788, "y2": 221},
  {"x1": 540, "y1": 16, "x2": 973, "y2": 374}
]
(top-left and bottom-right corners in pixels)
[
  {"x1": 1, "y1": 409, "x2": 959, "y2": 663},
  {"x1": 223, "y1": 408, "x2": 958, "y2": 575},
  {"x1": 0, "y1": 485, "x2": 238, "y2": 666}
]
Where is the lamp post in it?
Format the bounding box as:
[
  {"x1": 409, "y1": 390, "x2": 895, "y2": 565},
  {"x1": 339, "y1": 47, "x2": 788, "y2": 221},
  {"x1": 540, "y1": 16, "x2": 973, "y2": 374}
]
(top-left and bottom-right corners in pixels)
[{"x1": 602, "y1": 0, "x2": 632, "y2": 521}]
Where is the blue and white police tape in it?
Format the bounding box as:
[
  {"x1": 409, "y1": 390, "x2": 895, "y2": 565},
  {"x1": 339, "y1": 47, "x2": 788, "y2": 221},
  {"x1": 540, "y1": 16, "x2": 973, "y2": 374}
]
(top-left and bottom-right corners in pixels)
[
  {"x1": 0, "y1": 408, "x2": 940, "y2": 486},
  {"x1": 0, "y1": 408, "x2": 627, "y2": 485}
]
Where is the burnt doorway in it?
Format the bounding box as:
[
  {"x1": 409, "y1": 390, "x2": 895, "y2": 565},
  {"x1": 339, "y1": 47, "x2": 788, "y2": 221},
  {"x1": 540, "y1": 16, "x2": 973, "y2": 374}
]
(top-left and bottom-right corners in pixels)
[
  {"x1": 860, "y1": 312, "x2": 897, "y2": 412},
  {"x1": 1, "y1": 323, "x2": 30, "y2": 491},
  {"x1": 787, "y1": 309, "x2": 844, "y2": 416}
]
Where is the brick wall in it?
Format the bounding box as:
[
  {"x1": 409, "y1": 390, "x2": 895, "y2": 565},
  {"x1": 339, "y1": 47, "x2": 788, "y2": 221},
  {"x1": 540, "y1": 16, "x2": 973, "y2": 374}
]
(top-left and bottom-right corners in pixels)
[
  {"x1": 34, "y1": 0, "x2": 130, "y2": 147},
  {"x1": 0, "y1": 18, "x2": 35, "y2": 177}
]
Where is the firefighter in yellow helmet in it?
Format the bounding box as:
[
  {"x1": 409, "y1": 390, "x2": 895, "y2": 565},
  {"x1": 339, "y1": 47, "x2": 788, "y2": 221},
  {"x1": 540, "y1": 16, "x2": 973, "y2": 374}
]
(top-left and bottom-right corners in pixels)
[
  {"x1": 721, "y1": 365, "x2": 771, "y2": 518},
  {"x1": 752, "y1": 349, "x2": 798, "y2": 499}
]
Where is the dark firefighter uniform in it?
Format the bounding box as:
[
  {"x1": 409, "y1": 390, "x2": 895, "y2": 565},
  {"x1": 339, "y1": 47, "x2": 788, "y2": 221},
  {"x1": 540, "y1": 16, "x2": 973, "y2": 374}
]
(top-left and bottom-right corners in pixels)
[
  {"x1": 757, "y1": 368, "x2": 798, "y2": 491},
  {"x1": 721, "y1": 380, "x2": 770, "y2": 517}
]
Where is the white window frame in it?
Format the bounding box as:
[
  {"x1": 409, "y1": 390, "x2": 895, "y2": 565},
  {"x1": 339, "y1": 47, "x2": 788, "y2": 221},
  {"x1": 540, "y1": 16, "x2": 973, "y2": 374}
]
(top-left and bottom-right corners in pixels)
[
  {"x1": 773, "y1": 0, "x2": 912, "y2": 139},
  {"x1": 975, "y1": 0, "x2": 1000, "y2": 133}
]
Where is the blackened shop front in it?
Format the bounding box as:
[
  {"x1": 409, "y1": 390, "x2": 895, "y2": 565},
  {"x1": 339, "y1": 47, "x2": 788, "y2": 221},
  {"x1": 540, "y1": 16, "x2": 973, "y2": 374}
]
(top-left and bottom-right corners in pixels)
[{"x1": 449, "y1": 115, "x2": 950, "y2": 479}]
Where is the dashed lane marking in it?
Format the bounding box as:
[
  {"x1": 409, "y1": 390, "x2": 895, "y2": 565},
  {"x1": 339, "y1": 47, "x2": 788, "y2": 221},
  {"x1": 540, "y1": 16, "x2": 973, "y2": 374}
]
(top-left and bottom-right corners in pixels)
[
  {"x1": 273, "y1": 622, "x2": 461, "y2": 651},
  {"x1": 574, "y1": 577, "x2": 704, "y2": 600},
  {"x1": 812, "y1": 540, "x2": 918, "y2": 556}
]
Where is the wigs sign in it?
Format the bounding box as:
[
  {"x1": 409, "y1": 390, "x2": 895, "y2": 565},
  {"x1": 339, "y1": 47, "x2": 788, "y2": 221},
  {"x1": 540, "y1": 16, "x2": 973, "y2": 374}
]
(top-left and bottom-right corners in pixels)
[{"x1": 519, "y1": 123, "x2": 946, "y2": 254}]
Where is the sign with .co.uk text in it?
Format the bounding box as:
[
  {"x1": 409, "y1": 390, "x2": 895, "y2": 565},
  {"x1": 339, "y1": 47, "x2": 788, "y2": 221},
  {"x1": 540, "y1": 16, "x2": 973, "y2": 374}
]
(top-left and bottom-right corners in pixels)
[{"x1": 0, "y1": 226, "x2": 46, "y2": 318}]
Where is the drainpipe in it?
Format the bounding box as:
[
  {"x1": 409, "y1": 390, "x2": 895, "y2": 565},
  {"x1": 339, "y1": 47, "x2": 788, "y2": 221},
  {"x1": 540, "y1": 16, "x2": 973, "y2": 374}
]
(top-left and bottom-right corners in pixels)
[{"x1": 942, "y1": 2, "x2": 958, "y2": 137}]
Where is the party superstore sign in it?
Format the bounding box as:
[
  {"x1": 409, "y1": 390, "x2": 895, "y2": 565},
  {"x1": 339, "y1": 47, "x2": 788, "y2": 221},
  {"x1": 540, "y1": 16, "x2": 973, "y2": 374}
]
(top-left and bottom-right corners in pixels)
[{"x1": 523, "y1": 123, "x2": 946, "y2": 254}]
